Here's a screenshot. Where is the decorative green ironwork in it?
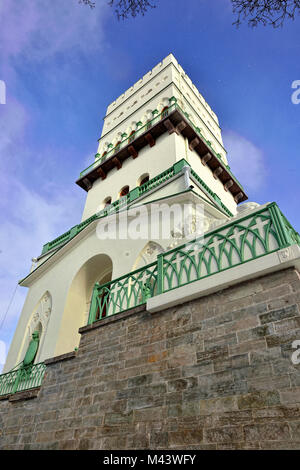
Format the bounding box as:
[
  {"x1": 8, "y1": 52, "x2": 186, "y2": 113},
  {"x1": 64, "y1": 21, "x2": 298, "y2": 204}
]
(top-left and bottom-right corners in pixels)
[
  {"x1": 88, "y1": 262, "x2": 158, "y2": 324},
  {"x1": 0, "y1": 362, "x2": 46, "y2": 397},
  {"x1": 87, "y1": 202, "x2": 299, "y2": 326},
  {"x1": 280, "y1": 211, "x2": 300, "y2": 246},
  {"x1": 80, "y1": 103, "x2": 177, "y2": 178},
  {"x1": 160, "y1": 205, "x2": 282, "y2": 292},
  {"x1": 190, "y1": 169, "x2": 233, "y2": 218},
  {"x1": 80, "y1": 100, "x2": 243, "y2": 194},
  {"x1": 42, "y1": 159, "x2": 233, "y2": 256}
]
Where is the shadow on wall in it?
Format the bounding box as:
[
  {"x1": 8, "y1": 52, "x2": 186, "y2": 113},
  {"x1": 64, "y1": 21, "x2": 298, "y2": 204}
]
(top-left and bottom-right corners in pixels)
[{"x1": 54, "y1": 254, "x2": 113, "y2": 357}]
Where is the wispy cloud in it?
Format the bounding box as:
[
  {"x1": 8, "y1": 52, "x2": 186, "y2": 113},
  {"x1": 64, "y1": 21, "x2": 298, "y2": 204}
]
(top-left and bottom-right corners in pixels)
[
  {"x1": 0, "y1": 0, "x2": 110, "y2": 367},
  {"x1": 0, "y1": 0, "x2": 108, "y2": 64},
  {"x1": 0, "y1": 175, "x2": 84, "y2": 370},
  {"x1": 223, "y1": 130, "x2": 266, "y2": 192}
]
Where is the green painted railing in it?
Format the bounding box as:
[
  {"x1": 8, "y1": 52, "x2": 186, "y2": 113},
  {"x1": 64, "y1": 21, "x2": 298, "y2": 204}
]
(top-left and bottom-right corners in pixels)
[
  {"x1": 42, "y1": 159, "x2": 234, "y2": 255},
  {"x1": 159, "y1": 203, "x2": 287, "y2": 293},
  {"x1": 190, "y1": 168, "x2": 233, "y2": 218},
  {"x1": 87, "y1": 202, "x2": 300, "y2": 325},
  {"x1": 88, "y1": 262, "x2": 158, "y2": 323},
  {"x1": 0, "y1": 362, "x2": 46, "y2": 397}
]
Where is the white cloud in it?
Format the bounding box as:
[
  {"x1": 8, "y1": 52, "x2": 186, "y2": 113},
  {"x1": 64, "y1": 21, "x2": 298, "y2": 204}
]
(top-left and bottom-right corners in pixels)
[
  {"x1": 0, "y1": 0, "x2": 110, "y2": 368},
  {"x1": 223, "y1": 130, "x2": 266, "y2": 191},
  {"x1": 0, "y1": 177, "x2": 84, "y2": 315},
  {"x1": 0, "y1": 0, "x2": 109, "y2": 64}
]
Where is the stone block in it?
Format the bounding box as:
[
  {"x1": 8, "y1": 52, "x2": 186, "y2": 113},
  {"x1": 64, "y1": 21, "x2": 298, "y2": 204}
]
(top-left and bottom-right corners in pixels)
[
  {"x1": 259, "y1": 304, "x2": 299, "y2": 325},
  {"x1": 169, "y1": 429, "x2": 203, "y2": 446},
  {"x1": 237, "y1": 391, "x2": 280, "y2": 409},
  {"x1": 244, "y1": 422, "x2": 291, "y2": 441},
  {"x1": 204, "y1": 426, "x2": 243, "y2": 443}
]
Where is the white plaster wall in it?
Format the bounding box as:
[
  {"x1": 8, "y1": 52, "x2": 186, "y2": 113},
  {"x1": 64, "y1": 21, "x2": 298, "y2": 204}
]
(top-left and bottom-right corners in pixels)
[
  {"x1": 98, "y1": 54, "x2": 226, "y2": 165},
  {"x1": 82, "y1": 132, "x2": 180, "y2": 221},
  {"x1": 3, "y1": 205, "x2": 179, "y2": 370},
  {"x1": 82, "y1": 130, "x2": 236, "y2": 224},
  {"x1": 100, "y1": 87, "x2": 175, "y2": 147},
  {"x1": 185, "y1": 143, "x2": 237, "y2": 215},
  {"x1": 104, "y1": 54, "x2": 220, "y2": 135},
  {"x1": 4, "y1": 54, "x2": 240, "y2": 374}
]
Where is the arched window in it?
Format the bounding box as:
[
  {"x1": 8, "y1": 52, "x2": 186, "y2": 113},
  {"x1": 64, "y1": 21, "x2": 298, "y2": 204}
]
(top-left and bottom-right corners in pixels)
[
  {"x1": 103, "y1": 197, "x2": 112, "y2": 208},
  {"x1": 101, "y1": 151, "x2": 107, "y2": 161},
  {"x1": 94, "y1": 270, "x2": 112, "y2": 321},
  {"x1": 119, "y1": 186, "x2": 129, "y2": 198},
  {"x1": 95, "y1": 287, "x2": 110, "y2": 320},
  {"x1": 139, "y1": 174, "x2": 149, "y2": 187},
  {"x1": 128, "y1": 130, "x2": 136, "y2": 143},
  {"x1": 161, "y1": 106, "x2": 169, "y2": 119},
  {"x1": 114, "y1": 141, "x2": 121, "y2": 153}
]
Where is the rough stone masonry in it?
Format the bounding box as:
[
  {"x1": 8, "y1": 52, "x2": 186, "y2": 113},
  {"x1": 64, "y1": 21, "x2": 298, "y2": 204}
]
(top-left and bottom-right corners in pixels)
[{"x1": 1, "y1": 267, "x2": 300, "y2": 450}]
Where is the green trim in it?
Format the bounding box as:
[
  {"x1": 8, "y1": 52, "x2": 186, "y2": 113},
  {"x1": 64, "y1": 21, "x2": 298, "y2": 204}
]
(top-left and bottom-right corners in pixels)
[
  {"x1": 82, "y1": 102, "x2": 177, "y2": 177},
  {"x1": 0, "y1": 362, "x2": 46, "y2": 397},
  {"x1": 87, "y1": 202, "x2": 299, "y2": 326},
  {"x1": 83, "y1": 101, "x2": 242, "y2": 191},
  {"x1": 42, "y1": 159, "x2": 234, "y2": 255},
  {"x1": 85, "y1": 202, "x2": 300, "y2": 323},
  {"x1": 102, "y1": 62, "x2": 220, "y2": 133},
  {"x1": 190, "y1": 169, "x2": 233, "y2": 218},
  {"x1": 88, "y1": 262, "x2": 158, "y2": 323}
]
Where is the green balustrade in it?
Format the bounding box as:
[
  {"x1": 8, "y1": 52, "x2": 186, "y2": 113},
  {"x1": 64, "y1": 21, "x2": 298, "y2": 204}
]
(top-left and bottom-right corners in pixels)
[
  {"x1": 160, "y1": 204, "x2": 281, "y2": 292},
  {"x1": 87, "y1": 202, "x2": 299, "y2": 325},
  {"x1": 0, "y1": 362, "x2": 46, "y2": 397},
  {"x1": 88, "y1": 262, "x2": 158, "y2": 324}
]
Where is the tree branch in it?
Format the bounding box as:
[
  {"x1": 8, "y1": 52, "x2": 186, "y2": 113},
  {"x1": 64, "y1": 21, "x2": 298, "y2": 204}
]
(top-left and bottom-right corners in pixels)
[{"x1": 232, "y1": 0, "x2": 300, "y2": 27}]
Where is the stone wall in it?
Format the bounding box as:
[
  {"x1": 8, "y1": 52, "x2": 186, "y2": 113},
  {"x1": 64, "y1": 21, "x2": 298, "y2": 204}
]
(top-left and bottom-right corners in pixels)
[{"x1": 1, "y1": 267, "x2": 300, "y2": 450}]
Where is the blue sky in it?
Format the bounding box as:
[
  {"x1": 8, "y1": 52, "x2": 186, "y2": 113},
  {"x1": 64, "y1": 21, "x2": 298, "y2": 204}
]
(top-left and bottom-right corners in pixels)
[{"x1": 0, "y1": 0, "x2": 299, "y2": 370}]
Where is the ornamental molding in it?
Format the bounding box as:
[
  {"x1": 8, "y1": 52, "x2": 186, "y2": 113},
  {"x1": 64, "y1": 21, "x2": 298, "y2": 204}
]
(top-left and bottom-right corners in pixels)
[
  {"x1": 277, "y1": 247, "x2": 293, "y2": 263},
  {"x1": 28, "y1": 292, "x2": 52, "y2": 339}
]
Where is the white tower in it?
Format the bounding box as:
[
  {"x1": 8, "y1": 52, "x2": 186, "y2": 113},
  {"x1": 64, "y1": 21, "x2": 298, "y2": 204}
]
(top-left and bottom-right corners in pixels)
[{"x1": 3, "y1": 54, "x2": 247, "y2": 372}]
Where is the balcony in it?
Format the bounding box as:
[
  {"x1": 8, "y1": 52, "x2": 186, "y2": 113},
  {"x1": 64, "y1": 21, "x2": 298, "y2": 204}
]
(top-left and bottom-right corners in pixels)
[
  {"x1": 0, "y1": 363, "x2": 46, "y2": 398},
  {"x1": 76, "y1": 102, "x2": 247, "y2": 205},
  {"x1": 86, "y1": 203, "x2": 300, "y2": 324},
  {"x1": 41, "y1": 159, "x2": 234, "y2": 256}
]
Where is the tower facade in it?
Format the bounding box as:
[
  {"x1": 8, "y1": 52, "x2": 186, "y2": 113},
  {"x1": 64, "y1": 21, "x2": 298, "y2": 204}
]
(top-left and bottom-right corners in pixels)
[
  {"x1": 3, "y1": 54, "x2": 247, "y2": 372},
  {"x1": 1, "y1": 54, "x2": 300, "y2": 451}
]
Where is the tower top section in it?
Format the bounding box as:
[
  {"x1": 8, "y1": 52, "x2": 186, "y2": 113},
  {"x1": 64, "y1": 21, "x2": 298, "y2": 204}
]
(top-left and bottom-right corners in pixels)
[
  {"x1": 104, "y1": 53, "x2": 219, "y2": 130},
  {"x1": 99, "y1": 54, "x2": 223, "y2": 154},
  {"x1": 76, "y1": 53, "x2": 246, "y2": 209}
]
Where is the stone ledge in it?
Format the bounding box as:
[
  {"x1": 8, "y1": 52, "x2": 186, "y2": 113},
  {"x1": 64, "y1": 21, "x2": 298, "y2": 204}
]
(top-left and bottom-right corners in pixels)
[
  {"x1": 0, "y1": 394, "x2": 11, "y2": 401},
  {"x1": 147, "y1": 246, "x2": 300, "y2": 314},
  {"x1": 44, "y1": 350, "x2": 77, "y2": 365},
  {"x1": 79, "y1": 304, "x2": 147, "y2": 334},
  {"x1": 8, "y1": 387, "x2": 40, "y2": 402}
]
